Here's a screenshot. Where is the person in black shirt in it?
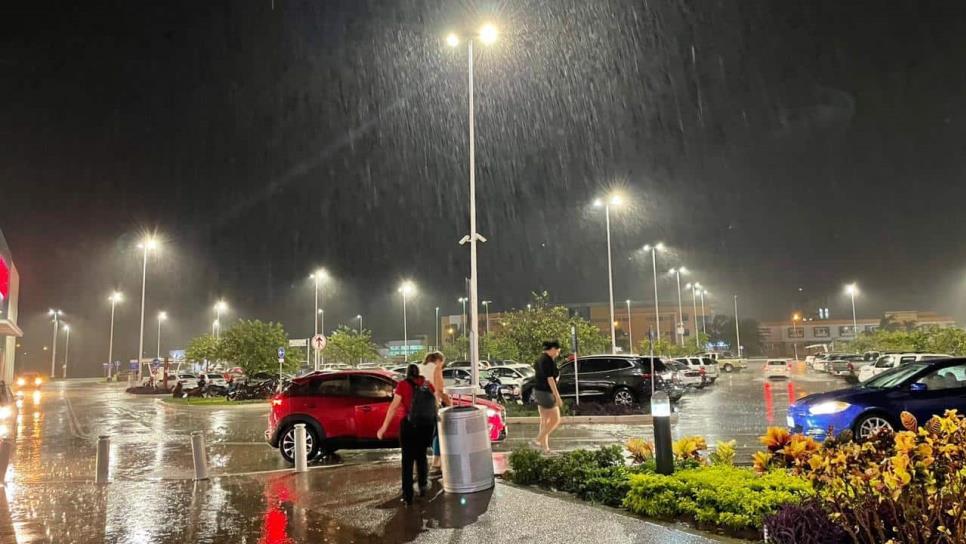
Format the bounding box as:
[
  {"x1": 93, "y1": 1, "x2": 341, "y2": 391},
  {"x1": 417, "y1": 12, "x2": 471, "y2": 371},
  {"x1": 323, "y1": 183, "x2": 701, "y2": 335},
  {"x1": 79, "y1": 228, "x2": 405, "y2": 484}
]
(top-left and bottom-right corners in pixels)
[{"x1": 532, "y1": 340, "x2": 562, "y2": 452}]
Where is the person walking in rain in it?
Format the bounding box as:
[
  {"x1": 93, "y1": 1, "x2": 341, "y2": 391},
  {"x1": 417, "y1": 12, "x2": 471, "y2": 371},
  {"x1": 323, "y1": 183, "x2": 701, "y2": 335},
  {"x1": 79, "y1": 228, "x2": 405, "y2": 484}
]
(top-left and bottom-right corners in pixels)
[
  {"x1": 377, "y1": 364, "x2": 449, "y2": 505},
  {"x1": 531, "y1": 340, "x2": 563, "y2": 452}
]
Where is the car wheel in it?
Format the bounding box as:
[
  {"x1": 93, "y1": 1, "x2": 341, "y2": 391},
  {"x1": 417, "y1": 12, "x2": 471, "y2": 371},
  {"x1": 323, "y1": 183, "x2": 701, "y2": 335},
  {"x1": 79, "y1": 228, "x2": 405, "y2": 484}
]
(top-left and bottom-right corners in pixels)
[
  {"x1": 854, "y1": 414, "x2": 894, "y2": 440},
  {"x1": 279, "y1": 423, "x2": 321, "y2": 464},
  {"x1": 611, "y1": 387, "x2": 636, "y2": 406},
  {"x1": 722, "y1": 363, "x2": 734, "y2": 373}
]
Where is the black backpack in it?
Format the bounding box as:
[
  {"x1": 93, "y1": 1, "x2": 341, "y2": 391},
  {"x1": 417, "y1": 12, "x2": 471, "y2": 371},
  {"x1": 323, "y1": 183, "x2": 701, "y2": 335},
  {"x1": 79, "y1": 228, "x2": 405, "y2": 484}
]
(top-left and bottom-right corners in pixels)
[{"x1": 406, "y1": 379, "x2": 438, "y2": 427}]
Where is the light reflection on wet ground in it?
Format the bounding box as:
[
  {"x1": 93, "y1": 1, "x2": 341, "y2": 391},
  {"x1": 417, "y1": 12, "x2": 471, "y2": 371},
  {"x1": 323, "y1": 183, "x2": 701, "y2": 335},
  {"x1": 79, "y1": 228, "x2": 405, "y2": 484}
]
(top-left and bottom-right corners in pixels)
[{"x1": 0, "y1": 367, "x2": 846, "y2": 542}]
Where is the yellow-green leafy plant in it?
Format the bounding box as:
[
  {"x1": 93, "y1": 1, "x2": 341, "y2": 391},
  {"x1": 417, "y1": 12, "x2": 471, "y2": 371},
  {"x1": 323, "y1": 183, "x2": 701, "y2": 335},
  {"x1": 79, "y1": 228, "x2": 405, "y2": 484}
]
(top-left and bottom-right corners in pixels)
[
  {"x1": 671, "y1": 436, "x2": 707, "y2": 463},
  {"x1": 709, "y1": 440, "x2": 737, "y2": 466},
  {"x1": 626, "y1": 438, "x2": 654, "y2": 464},
  {"x1": 799, "y1": 410, "x2": 966, "y2": 543}
]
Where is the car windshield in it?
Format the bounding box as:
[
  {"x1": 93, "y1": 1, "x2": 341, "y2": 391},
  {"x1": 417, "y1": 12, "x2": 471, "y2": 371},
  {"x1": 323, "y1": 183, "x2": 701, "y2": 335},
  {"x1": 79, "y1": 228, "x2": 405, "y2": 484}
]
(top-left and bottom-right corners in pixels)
[
  {"x1": 862, "y1": 363, "x2": 928, "y2": 389},
  {"x1": 514, "y1": 366, "x2": 535, "y2": 377}
]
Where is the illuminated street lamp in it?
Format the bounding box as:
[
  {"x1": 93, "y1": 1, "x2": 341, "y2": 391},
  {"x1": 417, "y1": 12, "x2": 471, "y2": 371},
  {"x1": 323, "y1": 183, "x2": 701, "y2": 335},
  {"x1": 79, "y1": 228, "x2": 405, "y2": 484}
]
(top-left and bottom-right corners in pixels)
[
  {"x1": 845, "y1": 283, "x2": 859, "y2": 340},
  {"x1": 310, "y1": 269, "x2": 328, "y2": 370},
  {"x1": 446, "y1": 22, "x2": 498, "y2": 395},
  {"x1": 156, "y1": 311, "x2": 167, "y2": 359},
  {"x1": 594, "y1": 193, "x2": 624, "y2": 353},
  {"x1": 62, "y1": 324, "x2": 71, "y2": 379},
  {"x1": 625, "y1": 299, "x2": 633, "y2": 353},
  {"x1": 668, "y1": 267, "x2": 688, "y2": 345},
  {"x1": 699, "y1": 289, "x2": 709, "y2": 336},
  {"x1": 48, "y1": 309, "x2": 63, "y2": 379},
  {"x1": 642, "y1": 243, "x2": 664, "y2": 342},
  {"x1": 685, "y1": 282, "x2": 702, "y2": 350},
  {"x1": 458, "y1": 296, "x2": 468, "y2": 339},
  {"x1": 356, "y1": 314, "x2": 363, "y2": 333},
  {"x1": 398, "y1": 281, "x2": 416, "y2": 359},
  {"x1": 136, "y1": 236, "x2": 158, "y2": 380},
  {"x1": 213, "y1": 300, "x2": 228, "y2": 338},
  {"x1": 107, "y1": 292, "x2": 123, "y2": 379},
  {"x1": 482, "y1": 300, "x2": 492, "y2": 337},
  {"x1": 792, "y1": 313, "x2": 802, "y2": 361}
]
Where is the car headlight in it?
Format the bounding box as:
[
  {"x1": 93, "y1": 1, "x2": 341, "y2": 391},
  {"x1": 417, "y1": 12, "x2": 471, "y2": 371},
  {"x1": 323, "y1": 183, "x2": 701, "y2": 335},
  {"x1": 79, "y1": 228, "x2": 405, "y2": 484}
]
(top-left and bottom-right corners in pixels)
[
  {"x1": 808, "y1": 401, "x2": 851, "y2": 415},
  {"x1": 34, "y1": 378, "x2": 42, "y2": 385},
  {"x1": 486, "y1": 408, "x2": 497, "y2": 418},
  {"x1": 16, "y1": 378, "x2": 25, "y2": 387},
  {"x1": 0, "y1": 406, "x2": 11, "y2": 420}
]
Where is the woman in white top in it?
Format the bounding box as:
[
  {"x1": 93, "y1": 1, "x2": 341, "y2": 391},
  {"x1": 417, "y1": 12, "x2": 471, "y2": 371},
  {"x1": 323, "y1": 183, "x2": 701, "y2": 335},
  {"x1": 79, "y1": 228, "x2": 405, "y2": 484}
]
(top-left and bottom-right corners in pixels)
[{"x1": 419, "y1": 351, "x2": 446, "y2": 472}]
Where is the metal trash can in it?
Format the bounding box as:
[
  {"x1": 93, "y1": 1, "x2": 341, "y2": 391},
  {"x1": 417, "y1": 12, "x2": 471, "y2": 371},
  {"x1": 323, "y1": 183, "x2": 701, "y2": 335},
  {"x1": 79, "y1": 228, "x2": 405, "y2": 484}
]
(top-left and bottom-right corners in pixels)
[{"x1": 438, "y1": 405, "x2": 494, "y2": 493}]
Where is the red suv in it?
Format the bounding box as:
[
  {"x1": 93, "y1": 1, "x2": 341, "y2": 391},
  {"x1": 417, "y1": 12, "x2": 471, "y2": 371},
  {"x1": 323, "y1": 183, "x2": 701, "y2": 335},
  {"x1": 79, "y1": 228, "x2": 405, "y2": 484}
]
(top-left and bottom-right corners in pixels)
[{"x1": 266, "y1": 370, "x2": 507, "y2": 463}]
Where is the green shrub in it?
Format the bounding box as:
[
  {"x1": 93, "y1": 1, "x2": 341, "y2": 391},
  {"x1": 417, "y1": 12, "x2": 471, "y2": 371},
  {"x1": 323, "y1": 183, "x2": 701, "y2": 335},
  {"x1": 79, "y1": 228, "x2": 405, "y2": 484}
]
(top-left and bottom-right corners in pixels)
[
  {"x1": 507, "y1": 445, "x2": 637, "y2": 506},
  {"x1": 506, "y1": 446, "x2": 546, "y2": 485},
  {"x1": 623, "y1": 466, "x2": 812, "y2": 532}
]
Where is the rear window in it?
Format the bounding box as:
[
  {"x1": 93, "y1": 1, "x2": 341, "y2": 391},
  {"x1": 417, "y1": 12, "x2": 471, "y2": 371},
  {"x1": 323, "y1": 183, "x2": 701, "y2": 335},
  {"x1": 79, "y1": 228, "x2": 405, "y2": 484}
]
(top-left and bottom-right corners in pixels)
[{"x1": 767, "y1": 360, "x2": 787, "y2": 366}]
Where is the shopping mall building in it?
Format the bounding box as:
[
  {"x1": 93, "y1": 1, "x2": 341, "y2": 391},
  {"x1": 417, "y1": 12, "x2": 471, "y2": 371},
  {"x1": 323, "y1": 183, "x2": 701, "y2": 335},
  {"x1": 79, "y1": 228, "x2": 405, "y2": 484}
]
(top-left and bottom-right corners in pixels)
[{"x1": 0, "y1": 229, "x2": 21, "y2": 384}]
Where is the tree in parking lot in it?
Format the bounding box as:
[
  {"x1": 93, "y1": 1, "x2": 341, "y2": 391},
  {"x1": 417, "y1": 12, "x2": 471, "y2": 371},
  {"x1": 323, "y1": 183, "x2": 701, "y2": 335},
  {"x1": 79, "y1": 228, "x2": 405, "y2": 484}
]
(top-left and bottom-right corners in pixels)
[
  {"x1": 185, "y1": 334, "x2": 224, "y2": 367},
  {"x1": 325, "y1": 326, "x2": 379, "y2": 366},
  {"x1": 218, "y1": 319, "x2": 293, "y2": 376},
  {"x1": 844, "y1": 327, "x2": 966, "y2": 355},
  {"x1": 485, "y1": 292, "x2": 608, "y2": 363}
]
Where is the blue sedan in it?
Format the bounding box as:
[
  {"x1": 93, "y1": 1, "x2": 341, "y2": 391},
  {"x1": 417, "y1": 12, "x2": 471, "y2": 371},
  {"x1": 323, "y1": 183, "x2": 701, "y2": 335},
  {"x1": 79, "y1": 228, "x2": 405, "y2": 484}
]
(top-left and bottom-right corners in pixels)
[{"x1": 788, "y1": 358, "x2": 966, "y2": 440}]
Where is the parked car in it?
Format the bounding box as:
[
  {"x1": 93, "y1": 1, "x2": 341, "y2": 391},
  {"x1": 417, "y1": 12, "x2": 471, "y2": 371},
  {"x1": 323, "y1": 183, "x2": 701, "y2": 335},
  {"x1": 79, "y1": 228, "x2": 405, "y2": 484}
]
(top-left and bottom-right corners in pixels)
[
  {"x1": 675, "y1": 357, "x2": 719, "y2": 384},
  {"x1": 718, "y1": 358, "x2": 747, "y2": 373},
  {"x1": 765, "y1": 359, "x2": 790, "y2": 379},
  {"x1": 446, "y1": 360, "x2": 492, "y2": 370},
  {"x1": 664, "y1": 359, "x2": 704, "y2": 388},
  {"x1": 174, "y1": 373, "x2": 198, "y2": 389},
  {"x1": 202, "y1": 373, "x2": 228, "y2": 387},
  {"x1": 266, "y1": 370, "x2": 506, "y2": 462},
  {"x1": 14, "y1": 372, "x2": 44, "y2": 395},
  {"x1": 813, "y1": 353, "x2": 858, "y2": 373},
  {"x1": 788, "y1": 358, "x2": 966, "y2": 440},
  {"x1": 442, "y1": 367, "x2": 486, "y2": 396},
  {"x1": 521, "y1": 355, "x2": 680, "y2": 406},
  {"x1": 828, "y1": 354, "x2": 870, "y2": 377},
  {"x1": 485, "y1": 364, "x2": 534, "y2": 394},
  {"x1": 857, "y1": 353, "x2": 952, "y2": 382}
]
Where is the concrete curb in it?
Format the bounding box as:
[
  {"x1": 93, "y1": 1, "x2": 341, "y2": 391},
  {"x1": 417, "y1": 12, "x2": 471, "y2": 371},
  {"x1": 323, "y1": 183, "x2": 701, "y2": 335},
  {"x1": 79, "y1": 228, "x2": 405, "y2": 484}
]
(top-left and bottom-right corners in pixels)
[
  {"x1": 506, "y1": 414, "x2": 678, "y2": 425},
  {"x1": 155, "y1": 398, "x2": 270, "y2": 411}
]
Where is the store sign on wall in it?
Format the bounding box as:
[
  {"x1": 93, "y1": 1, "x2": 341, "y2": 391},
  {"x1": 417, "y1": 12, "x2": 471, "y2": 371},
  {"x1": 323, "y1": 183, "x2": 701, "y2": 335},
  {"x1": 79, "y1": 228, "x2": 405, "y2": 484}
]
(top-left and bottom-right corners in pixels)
[{"x1": 0, "y1": 256, "x2": 8, "y2": 302}]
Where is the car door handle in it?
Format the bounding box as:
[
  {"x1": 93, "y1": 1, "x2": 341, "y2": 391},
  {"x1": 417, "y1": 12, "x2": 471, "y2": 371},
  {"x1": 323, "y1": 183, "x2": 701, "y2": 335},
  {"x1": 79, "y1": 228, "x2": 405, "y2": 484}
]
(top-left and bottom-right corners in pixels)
[{"x1": 360, "y1": 406, "x2": 373, "y2": 412}]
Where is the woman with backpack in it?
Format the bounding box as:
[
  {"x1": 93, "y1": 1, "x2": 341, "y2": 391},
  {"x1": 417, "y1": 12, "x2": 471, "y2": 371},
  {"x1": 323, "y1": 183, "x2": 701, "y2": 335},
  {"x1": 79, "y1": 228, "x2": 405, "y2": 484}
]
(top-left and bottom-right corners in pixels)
[{"x1": 377, "y1": 363, "x2": 448, "y2": 505}]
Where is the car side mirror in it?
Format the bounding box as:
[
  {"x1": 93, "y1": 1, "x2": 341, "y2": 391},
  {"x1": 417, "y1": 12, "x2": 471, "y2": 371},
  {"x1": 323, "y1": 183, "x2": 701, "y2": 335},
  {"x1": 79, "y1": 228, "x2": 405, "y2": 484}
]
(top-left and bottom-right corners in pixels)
[{"x1": 910, "y1": 382, "x2": 927, "y2": 392}]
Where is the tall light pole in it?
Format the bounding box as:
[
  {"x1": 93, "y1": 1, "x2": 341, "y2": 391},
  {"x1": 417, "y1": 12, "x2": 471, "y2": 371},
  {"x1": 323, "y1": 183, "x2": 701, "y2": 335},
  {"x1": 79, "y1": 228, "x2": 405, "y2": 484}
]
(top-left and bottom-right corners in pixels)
[
  {"x1": 685, "y1": 282, "x2": 702, "y2": 350},
  {"x1": 310, "y1": 269, "x2": 328, "y2": 371},
  {"x1": 482, "y1": 300, "x2": 492, "y2": 337},
  {"x1": 643, "y1": 243, "x2": 663, "y2": 343},
  {"x1": 48, "y1": 309, "x2": 62, "y2": 378},
  {"x1": 136, "y1": 236, "x2": 158, "y2": 381},
  {"x1": 447, "y1": 23, "x2": 497, "y2": 395},
  {"x1": 625, "y1": 299, "x2": 634, "y2": 353},
  {"x1": 733, "y1": 294, "x2": 742, "y2": 357},
  {"x1": 398, "y1": 281, "x2": 416, "y2": 360},
  {"x1": 792, "y1": 313, "x2": 802, "y2": 360},
  {"x1": 434, "y1": 306, "x2": 440, "y2": 350},
  {"x1": 356, "y1": 314, "x2": 363, "y2": 333},
  {"x1": 699, "y1": 289, "x2": 708, "y2": 336},
  {"x1": 458, "y1": 297, "x2": 468, "y2": 339},
  {"x1": 156, "y1": 311, "x2": 167, "y2": 359},
  {"x1": 62, "y1": 324, "x2": 71, "y2": 379},
  {"x1": 213, "y1": 300, "x2": 228, "y2": 338},
  {"x1": 669, "y1": 267, "x2": 688, "y2": 345},
  {"x1": 845, "y1": 283, "x2": 859, "y2": 340},
  {"x1": 107, "y1": 292, "x2": 123, "y2": 380},
  {"x1": 594, "y1": 193, "x2": 623, "y2": 353}
]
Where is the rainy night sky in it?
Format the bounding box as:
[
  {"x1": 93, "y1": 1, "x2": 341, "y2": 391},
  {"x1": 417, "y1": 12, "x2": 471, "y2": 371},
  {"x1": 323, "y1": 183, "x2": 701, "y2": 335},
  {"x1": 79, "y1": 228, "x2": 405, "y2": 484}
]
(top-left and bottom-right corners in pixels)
[{"x1": 4, "y1": 1, "x2": 966, "y2": 375}]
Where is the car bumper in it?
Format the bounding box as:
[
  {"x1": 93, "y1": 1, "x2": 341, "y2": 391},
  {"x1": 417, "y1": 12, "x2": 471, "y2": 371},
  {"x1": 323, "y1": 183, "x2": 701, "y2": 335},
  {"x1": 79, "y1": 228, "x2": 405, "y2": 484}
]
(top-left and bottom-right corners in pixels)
[{"x1": 787, "y1": 405, "x2": 863, "y2": 441}]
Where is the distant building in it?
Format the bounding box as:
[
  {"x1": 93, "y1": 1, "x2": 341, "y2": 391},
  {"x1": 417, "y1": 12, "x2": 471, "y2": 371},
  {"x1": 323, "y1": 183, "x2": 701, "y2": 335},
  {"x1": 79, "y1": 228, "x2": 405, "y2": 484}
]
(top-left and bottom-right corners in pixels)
[
  {"x1": 0, "y1": 230, "x2": 21, "y2": 384},
  {"x1": 759, "y1": 311, "x2": 957, "y2": 357}
]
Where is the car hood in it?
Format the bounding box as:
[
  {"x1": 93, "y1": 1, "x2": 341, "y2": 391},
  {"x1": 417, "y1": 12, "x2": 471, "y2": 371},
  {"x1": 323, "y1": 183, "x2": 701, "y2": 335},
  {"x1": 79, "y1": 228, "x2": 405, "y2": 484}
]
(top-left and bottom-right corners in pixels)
[{"x1": 793, "y1": 386, "x2": 881, "y2": 407}]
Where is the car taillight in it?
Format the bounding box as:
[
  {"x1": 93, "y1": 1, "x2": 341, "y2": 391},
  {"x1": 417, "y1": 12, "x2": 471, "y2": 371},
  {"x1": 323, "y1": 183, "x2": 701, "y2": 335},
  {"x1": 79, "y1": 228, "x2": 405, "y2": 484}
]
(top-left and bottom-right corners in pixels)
[
  {"x1": 847, "y1": 363, "x2": 854, "y2": 371},
  {"x1": 699, "y1": 367, "x2": 706, "y2": 376},
  {"x1": 271, "y1": 398, "x2": 283, "y2": 406}
]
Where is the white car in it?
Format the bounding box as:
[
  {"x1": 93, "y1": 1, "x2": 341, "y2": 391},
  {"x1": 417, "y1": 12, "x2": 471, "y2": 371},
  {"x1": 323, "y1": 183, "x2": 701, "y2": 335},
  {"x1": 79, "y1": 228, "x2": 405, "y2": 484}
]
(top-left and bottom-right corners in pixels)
[
  {"x1": 765, "y1": 359, "x2": 790, "y2": 379},
  {"x1": 675, "y1": 357, "x2": 719, "y2": 383},
  {"x1": 857, "y1": 353, "x2": 952, "y2": 382},
  {"x1": 485, "y1": 365, "x2": 534, "y2": 388},
  {"x1": 442, "y1": 368, "x2": 486, "y2": 396},
  {"x1": 446, "y1": 360, "x2": 492, "y2": 371},
  {"x1": 665, "y1": 359, "x2": 703, "y2": 388},
  {"x1": 202, "y1": 373, "x2": 228, "y2": 387}
]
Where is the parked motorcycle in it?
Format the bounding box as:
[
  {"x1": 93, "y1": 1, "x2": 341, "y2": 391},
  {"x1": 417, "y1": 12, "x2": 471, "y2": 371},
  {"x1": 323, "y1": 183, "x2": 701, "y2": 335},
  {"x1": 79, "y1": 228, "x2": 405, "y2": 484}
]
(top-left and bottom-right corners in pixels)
[{"x1": 484, "y1": 375, "x2": 519, "y2": 404}]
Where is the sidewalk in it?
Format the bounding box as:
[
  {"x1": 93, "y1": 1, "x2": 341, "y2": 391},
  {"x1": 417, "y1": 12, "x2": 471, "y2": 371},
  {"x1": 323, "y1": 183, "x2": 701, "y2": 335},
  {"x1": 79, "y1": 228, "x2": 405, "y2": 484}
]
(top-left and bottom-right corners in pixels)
[{"x1": 1, "y1": 462, "x2": 728, "y2": 543}]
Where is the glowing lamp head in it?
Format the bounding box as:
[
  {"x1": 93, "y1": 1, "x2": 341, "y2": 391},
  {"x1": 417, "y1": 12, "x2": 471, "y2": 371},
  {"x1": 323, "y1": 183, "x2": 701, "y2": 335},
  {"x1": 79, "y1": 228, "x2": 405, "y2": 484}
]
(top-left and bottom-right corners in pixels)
[
  {"x1": 214, "y1": 301, "x2": 228, "y2": 313},
  {"x1": 109, "y1": 292, "x2": 123, "y2": 303},
  {"x1": 479, "y1": 24, "x2": 498, "y2": 45},
  {"x1": 158, "y1": 311, "x2": 167, "y2": 321},
  {"x1": 62, "y1": 325, "x2": 69, "y2": 332},
  {"x1": 398, "y1": 281, "x2": 416, "y2": 297},
  {"x1": 310, "y1": 268, "x2": 329, "y2": 282},
  {"x1": 651, "y1": 390, "x2": 671, "y2": 417},
  {"x1": 845, "y1": 284, "x2": 858, "y2": 296},
  {"x1": 139, "y1": 236, "x2": 158, "y2": 251},
  {"x1": 609, "y1": 194, "x2": 622, "y2": 206},
  {"x1": 593, "y1": 198, "x2": 603, "y2": 208},
  {"x1": 445, "y1": 33, "x2": 459, "y2": 47}
]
